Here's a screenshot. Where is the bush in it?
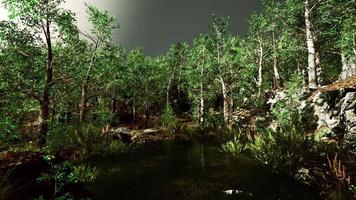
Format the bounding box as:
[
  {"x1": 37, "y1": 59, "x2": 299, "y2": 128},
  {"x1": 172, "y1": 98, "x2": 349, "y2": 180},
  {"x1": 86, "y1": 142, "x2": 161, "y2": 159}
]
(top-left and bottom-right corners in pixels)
[
  {"x1": 221, "y1": 134, "x2": 247, "y2": 156},
  {"x1": 69, "y1": 165, "x2": 97, "y2": 183},
  {"x1": 250, "y1": 128, "x2": 313, "y2": 175},
  {"x1": 46, "y1": 123, "x2": 128, "y2": 160},
  {"x1": 202, "y1": 108, "x2": 224, "y2": 131},
  {"x1": 37, "y1": 156, "x2": 97, "y2": 199},
  {"x1": 272, "y1": 74, "x2": 316, "y2": 132},
  {"x1": 161, "y1": 104, "x2": 178, "y2": 130}
]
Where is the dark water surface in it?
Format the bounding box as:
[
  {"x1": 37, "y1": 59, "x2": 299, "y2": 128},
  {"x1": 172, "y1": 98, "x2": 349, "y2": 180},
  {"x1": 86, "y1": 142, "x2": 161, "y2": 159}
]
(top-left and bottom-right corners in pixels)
[{"x1": 87, "y1": 141, "x2": 318, "y2": 200}]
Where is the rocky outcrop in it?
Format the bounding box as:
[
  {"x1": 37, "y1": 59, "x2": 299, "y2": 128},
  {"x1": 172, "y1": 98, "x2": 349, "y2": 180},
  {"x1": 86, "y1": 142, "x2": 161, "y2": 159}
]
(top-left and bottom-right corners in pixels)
[
  {"x1": 107, "y1": 127, "x2": 171, "y2": 144},
  {"x1": 342, "y1": 92, "x2": 356, "y2": 154},
  {"x1": 310, "y1": 76, "x2": 356, "y2": 154},
  {"x1": 109, "y1": 127, "x2": 134, "y2": 143}
]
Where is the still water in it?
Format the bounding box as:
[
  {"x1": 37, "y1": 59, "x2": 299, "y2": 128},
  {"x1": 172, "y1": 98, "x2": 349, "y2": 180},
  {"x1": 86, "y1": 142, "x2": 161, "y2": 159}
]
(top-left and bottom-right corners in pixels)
[{"x1": 87, "y1": 140, "x2": 318, "y2": 200}]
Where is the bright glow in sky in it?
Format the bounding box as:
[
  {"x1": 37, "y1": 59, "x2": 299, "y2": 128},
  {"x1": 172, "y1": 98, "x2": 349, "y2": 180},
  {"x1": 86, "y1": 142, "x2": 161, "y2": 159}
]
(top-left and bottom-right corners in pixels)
[{"x1": 0, "y1": 0, "x2": 261, "y2": 55}]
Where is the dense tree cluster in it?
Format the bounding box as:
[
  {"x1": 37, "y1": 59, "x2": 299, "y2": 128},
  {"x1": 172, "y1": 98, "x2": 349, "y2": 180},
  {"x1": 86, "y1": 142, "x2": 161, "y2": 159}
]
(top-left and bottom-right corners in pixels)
[
  {"x1": 0, "y1": 0, "x2": 355, "y2": 144},
  {"x1": 1, "y1": 1, "x2": 355, "y2": 199}
]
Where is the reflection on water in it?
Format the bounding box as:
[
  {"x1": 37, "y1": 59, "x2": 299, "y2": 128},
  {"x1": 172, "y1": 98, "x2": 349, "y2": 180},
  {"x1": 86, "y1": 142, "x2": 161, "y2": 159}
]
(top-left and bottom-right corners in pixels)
[{"x1": 87, "y1": 140, "x2": 318, "y2": 200}]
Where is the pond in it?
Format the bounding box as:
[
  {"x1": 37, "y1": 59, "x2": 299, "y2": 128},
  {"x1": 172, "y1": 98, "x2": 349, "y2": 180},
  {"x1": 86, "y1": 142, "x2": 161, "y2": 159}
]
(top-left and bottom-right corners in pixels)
[{"x1": 86, "y1": 140, "x2": 319, "y2": 200}]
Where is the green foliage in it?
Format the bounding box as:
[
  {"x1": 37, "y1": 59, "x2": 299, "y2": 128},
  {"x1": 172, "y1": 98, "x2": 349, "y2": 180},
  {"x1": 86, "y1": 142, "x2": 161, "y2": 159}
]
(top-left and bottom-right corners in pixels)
[
  {"x1": 272, "y1": 74, "x2": 315, "y2": 132},
  {"x1": 201, "y1": 108, "x2": 224, "y2": 131},
  {"x1": 8, "y1": 142, "x2": 41, "y2": 153},
  {"x1": 37, "y1": 157, "x2": 73, "y2": 198},
  {"x1": 161, "y1": 104, "x2": 178, "y2": 130},
  {"x1": 69, "y1": 165, "x2": 97, "y2": 183},
  {"x1": 221, "y1": 134, "x2": 247, "y2": 156},
  {"x1": 86, "y1": 4, "x2": 118, "y2": 41},
  {"x1": 38, "y1": 156, "x2": 96, "y2": 199},
  {"x1": 250, "y1": 128, "x2": 313, "y2": 175},
  {"x1": 46, "y1": 124, "x2": 128, "y2": 160}
]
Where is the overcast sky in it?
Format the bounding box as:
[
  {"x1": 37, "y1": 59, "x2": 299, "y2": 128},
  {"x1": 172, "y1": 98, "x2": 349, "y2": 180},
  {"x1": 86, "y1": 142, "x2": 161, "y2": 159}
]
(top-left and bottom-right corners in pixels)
[{"x1": 1, "y1": 0, "x2": 261, "y2": 56}]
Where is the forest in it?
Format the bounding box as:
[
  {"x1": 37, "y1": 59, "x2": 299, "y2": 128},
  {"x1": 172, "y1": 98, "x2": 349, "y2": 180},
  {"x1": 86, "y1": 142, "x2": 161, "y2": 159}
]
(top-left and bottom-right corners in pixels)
[{"x1": 0, "y1": 0, "x2": 355, "y2": 199}]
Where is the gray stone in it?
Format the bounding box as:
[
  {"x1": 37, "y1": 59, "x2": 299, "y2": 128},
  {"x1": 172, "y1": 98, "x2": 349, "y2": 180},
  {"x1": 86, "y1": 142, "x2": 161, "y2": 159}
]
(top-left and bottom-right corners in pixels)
[
  {"x1": 143, "y1": 129, "x2": 160, "y2": 135},
  {"x1": 113, "y1": 127, "x2": 132, "y2": 135}
]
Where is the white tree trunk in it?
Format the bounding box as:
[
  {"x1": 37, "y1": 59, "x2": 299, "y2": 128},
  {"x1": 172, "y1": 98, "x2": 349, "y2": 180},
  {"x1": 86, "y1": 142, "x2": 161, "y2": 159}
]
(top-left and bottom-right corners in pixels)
[
  {"x1": 166, "y1": 77, "x2": 172, "y2": 106},
  {"x1": 220, "y1": 77, "x2": 229, "y2": 126},
  {"x1": 305, "y1": 0, "x2": 318, "y2": 89},
  {"x1": 272, "y1": 31, "x2": 281, "y2": 89},
  {"x1": 257, "y1": 39, "x2": 264, "y2": 97},
  {"x1": 199, "y1": 64, "x2": 205, "y2": 125}
]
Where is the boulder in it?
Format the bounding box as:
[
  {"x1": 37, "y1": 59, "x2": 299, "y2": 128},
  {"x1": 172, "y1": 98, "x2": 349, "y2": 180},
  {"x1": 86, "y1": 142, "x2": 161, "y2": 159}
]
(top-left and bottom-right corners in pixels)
[
  {"x1": 111, "y1": 127, "x2": 133, "y2": 144},
  {"x1": 311, "y1": 89, "x2": 356, "y2": 154},
  {"x1": 112, "y1": 127, "x2": 132, "y2": 135},
  {"x1": 142, "y1": 128, "x2": 160, "y2": 135},
  {"x1": 342, "y1": 92, "x2": 356, "y2": 154}
]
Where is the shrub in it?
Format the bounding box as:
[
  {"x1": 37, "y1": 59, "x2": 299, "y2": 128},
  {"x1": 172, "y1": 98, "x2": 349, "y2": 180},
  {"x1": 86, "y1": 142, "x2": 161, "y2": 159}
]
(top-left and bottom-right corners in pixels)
[
  {"x1": 69, "y1": 165, "x2": 97, "y2": 183},
  {"x1": 37, "y1": 157, "x2": 73, "y2": 198},
  {"x1": 250, "y1": 128, "x2": 313, "y2": 175},
  {"x1": 37, "y1": 156, "x2": 97, "y2": 199},
  {"x1": 221, "y1": 134, "x2": 247, "y2": 156},
  {"x1": 161, "y1": 104, "x2": 178, "y2": 130},
  {"x1": 272, "y1": 74, "x2": 316, "y2": 132},
  {"x1": 202, "y1": 108, "x2": 224, "y2": 131},
  {"x1": 46, "y1": 123, "x2": 128, "y2": 160}
]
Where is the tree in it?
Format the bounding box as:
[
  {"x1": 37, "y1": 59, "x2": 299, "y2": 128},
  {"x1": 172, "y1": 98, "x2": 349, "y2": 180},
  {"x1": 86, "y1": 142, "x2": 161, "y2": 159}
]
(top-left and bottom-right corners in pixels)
[
  {"x1": 79, "y1": 5, "x2": 119, "y2": 123},
  {"x1": 126, "y1": 48, "x2": 163, "y2": 127},
  {"x1": 304, "y1": 0, "x2": 319, "y2": 89},
  {"x1": 1, "y1": 0, "x2": 77, "y2": 144},
  {"x1": 208, "y1": 15, "x2": 232, "y2": 127},
  {"x1": 187, "y1": 34, "x2": 213, "y2": 125}
]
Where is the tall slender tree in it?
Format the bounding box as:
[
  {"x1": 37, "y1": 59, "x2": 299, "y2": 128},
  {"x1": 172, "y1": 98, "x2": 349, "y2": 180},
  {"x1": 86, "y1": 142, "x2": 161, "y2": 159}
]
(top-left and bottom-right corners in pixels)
[{"x1": 2, "y1": 0, "x2": 77, "y2": 144}]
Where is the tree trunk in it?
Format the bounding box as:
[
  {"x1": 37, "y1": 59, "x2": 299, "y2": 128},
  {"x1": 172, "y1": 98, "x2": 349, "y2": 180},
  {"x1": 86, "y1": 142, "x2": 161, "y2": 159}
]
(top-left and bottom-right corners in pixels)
[
  {"x1": 305, "y1": 0, "x2": 318, "y2": 89},
  {"x1": 199, "y1": 66, "x2": 204, "y2": 125},
  {"x1": 257, "y1": 39, "x2": 264, "y2": 97},
  {"x1": 272, "y1": 31, "x2": 281, "y2": 89},
  {"x1": 145, "y1": 87, "x2": 149, "y2": 128},
  {"x1": 166, "y1": 77, "x2": 172, "y2": 106},
  {"x1": 79, "y1": 41, "x2": 98, "y2": 124},
  {"x1": 51, "y1": 95, "x2": 56, "y2": 123},
  {"x1": 79, "y1": 66, "x2": 91, "y2": 123},
  {"x1": 220, "y1": 77, "x2": 229, "y2": 127},
  {"x1": 132, "y1": 102, "x2": 136, "y2": 122},
  {"x1": 145, "y1": 105, "x2": 149, "y2": 128},
  {"x1": 38, "y1": 19, "x2": 53, "y2": 145},
  {"x1": 111, "y1": 99, "x2": 117, "y2": 114}
]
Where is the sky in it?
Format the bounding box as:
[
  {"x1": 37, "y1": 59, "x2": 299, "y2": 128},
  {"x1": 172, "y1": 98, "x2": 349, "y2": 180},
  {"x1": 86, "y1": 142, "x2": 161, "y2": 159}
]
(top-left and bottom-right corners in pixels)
[{"x1": 0, "y1": 0, "x2": 262, "y2": 56}]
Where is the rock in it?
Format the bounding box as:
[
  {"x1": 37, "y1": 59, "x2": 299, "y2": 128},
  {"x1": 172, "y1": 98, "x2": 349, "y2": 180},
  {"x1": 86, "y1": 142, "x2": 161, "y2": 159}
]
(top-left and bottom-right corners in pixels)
[
  {"x1": 111, "y1": 127, "x2": 133, "y2": 144},
  {"x1": 312, "y1": 91, "x2": 337, "y2": 130},
  {"x1": 341, "y1": 92, "x2": 356, "y2": 155},
  {"x1": 267, "y1": 91, "x2": 286, "y2": 109},
  {"x1": 143, "y1": 129, "x2": 160, "y2": 135},
  {"x1": 294, "y1": 167, "x2": 311, "y2": 185},
  {"x1": 112, "y1": 127, "x2": 132, "y2": 135},
  {"x1": 311, "y1": 89, "x2": 356, "y2": 154}
]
